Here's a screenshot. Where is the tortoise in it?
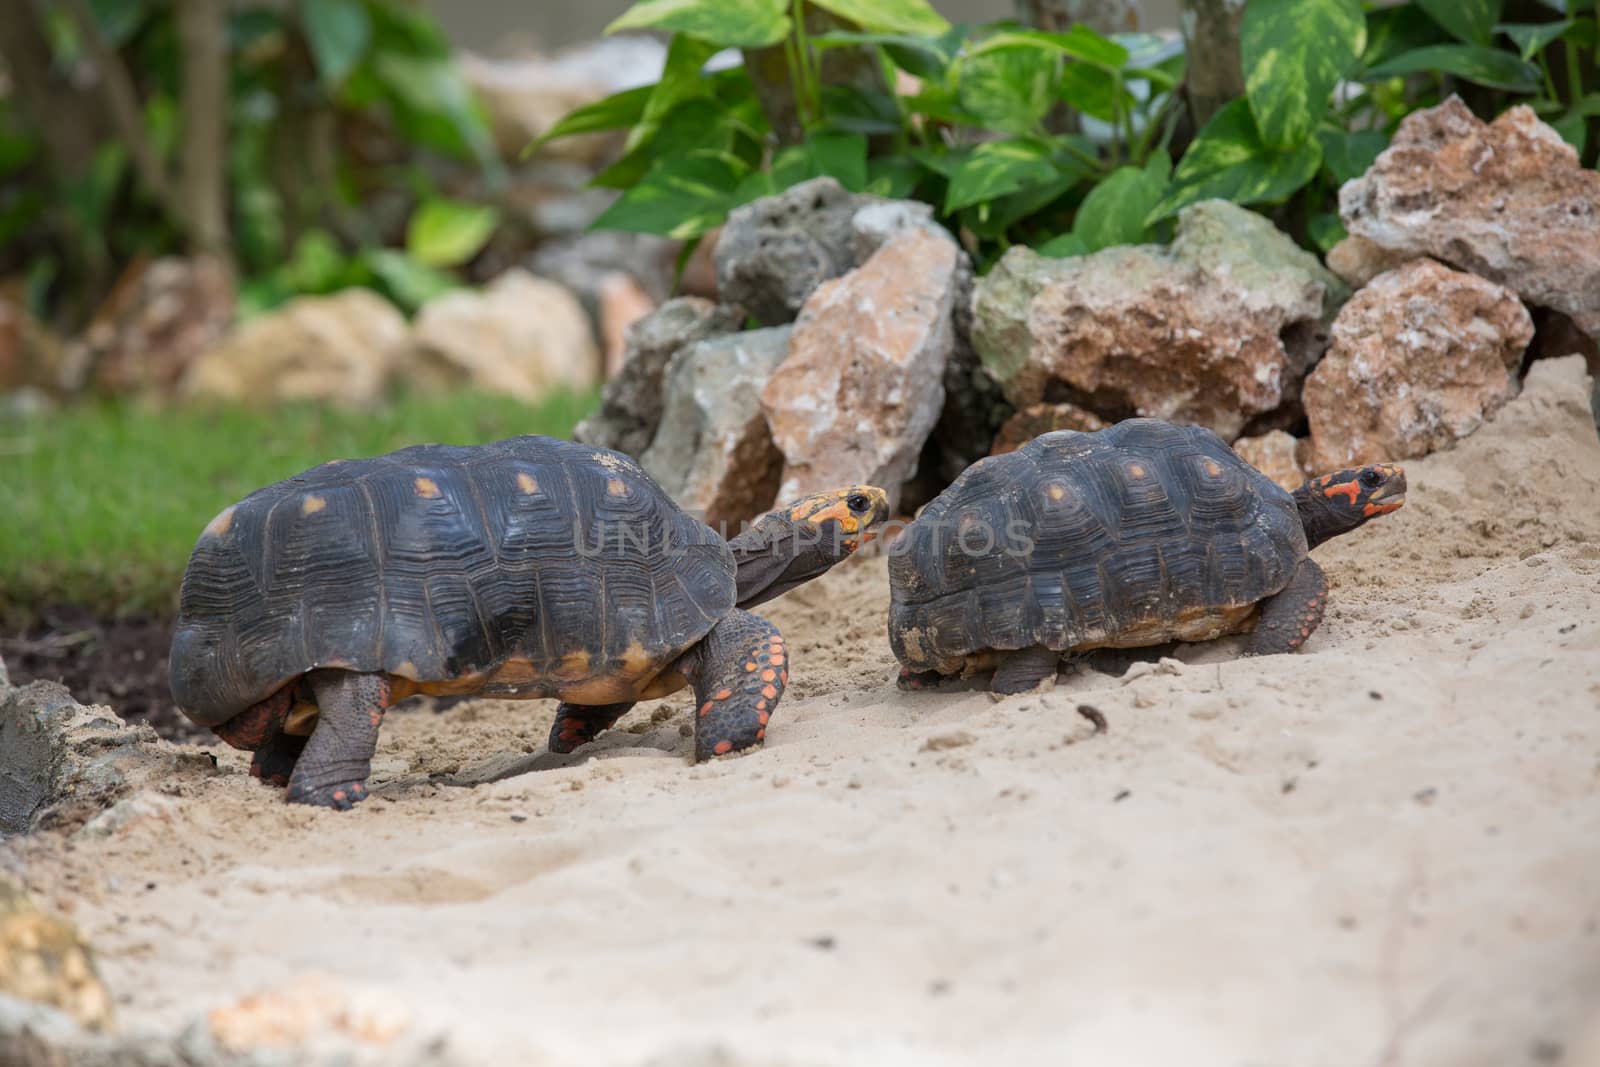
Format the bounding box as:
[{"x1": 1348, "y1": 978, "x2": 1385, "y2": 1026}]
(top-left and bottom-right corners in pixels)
[
  {"x1": 888, "y1": 418, "x2": 1406, "y2": 694},
  {"x1": 169, "y1": 435, "x2": 889, "y2": 809}
]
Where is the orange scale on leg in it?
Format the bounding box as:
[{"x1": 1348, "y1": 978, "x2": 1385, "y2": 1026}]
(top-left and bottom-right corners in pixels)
[
  {"x1": 760, "y1": 668, "x2": 777, "y2": 682},
  {"x1": 698, "y1": 702, "x2": 713, "y2": 718},
  {"x1": 755, "y1": 728, "x2": 765, "y2": 741},
  {"x1": 770, "y1": 654, "x2": 785, "y2": 666},
  {"x1": 760, "y1": 684, "x2": 778, "y2": 700},
  {"x1": 713, "y1": 740, "x2": 733, "y2": 756},
  {"x1": 715, "y1": 688, "x2": 733, "y2": 700}
]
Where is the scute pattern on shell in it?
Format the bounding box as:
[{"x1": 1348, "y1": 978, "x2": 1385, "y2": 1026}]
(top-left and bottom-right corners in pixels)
[
  {"x1": 888, "y1": 419, "x2": 1307, "y2": 671},
  {"x1": 170, "y1": 436, "x2": 735, "y2": 724}
]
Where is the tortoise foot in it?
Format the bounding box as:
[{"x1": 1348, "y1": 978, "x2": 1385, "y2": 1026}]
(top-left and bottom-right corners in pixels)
[
  {"x1": 691, "y1": 610, "x2": 786, "y2": 762},
  {"x1": 548, "y1": 701, "x2": 634, "y2": 755},
  {"x1": 989, "y1": 646, "x2": 1061, "y2": 696},
  {"x1": 249, "y1": 732, "x2": 308, "y2": 787},
  {"x1": 897, "y1": 668, "x2": 945, "y2": 692},
  {"x1": 286, "y1": 778, "x2": 370, "y2": 810}
]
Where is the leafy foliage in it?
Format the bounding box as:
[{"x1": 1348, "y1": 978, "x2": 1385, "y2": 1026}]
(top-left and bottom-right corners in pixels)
[{"x1": 539, "y1": 0, "x2": 1600, "y2": 268}]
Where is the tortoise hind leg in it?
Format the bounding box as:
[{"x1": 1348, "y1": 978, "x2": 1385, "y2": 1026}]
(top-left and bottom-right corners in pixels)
[
  {"x1": 548, "y1": 701, "x2": 635, "y2": 754},
  {"x1": 990, "y1": 645, "x2": 1061, "y2": 696},
  {"x1": 285, "y1": 670, "x2": 393, "y2": 810},
  {"x1": 251, "y1": 732, "x2": 308, "y2": 787},
  {"x1": 684, "y1": 609, "x2": 786, "y2": 762},
  {"x1": 1246, "y1": 558, "x2": 1328, "y2": 656}
]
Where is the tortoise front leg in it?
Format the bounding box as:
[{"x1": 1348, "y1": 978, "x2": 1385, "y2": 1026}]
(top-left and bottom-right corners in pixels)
[
  {"x1": 685, "y1": 609, "x2": 787, "y2": 761},
  {"x1": 990, "y1": 645, "x2": 1061, "y2": 695},
  {"x1": 285, "y1": 671, "x2": 392, "y2": 810},
  {"x1": 1246, "y1": 558, "x2": 1328, "y2": 656},
  {"x1": 548, "y1": 701, "x2": 635, "y2": 754}
]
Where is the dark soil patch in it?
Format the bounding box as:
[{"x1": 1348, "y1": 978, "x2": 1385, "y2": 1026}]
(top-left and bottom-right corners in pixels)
[{"x1": 1, "y1": 608, "x2": 200, "y2": 741}]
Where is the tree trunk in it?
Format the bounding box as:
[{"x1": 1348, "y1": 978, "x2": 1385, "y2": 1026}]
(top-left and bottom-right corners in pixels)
[
  {"x1": 1014, "y1": 0, "x2": 1142, "y2": 35},
  {"x1": 0, "y1": 0, "x2": 111, "y2": 179},
  {"x1": 742, "y1": 6, "x2": 889, "y2": 148},
  {"x1": 1180, "y1": 0, "x2": 1246, "y2": 130},
  {"x1": 175, "y1": 0, "x2": 230, "y2": 261}
]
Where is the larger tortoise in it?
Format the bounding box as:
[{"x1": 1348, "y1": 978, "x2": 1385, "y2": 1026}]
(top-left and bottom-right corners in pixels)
[
  {"x1": 170, "y1": 436, "x2": 889, "y2": 808},
  {"x1": 888, "y1": 419, "x2": 1405, "y2": 694}
]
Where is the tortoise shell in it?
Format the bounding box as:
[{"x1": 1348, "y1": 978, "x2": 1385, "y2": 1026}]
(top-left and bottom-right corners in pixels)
[
  {"x1": 888, "y1": 419, "x2": 1307, "y2": 672},
  {"x1": 170, "y1": 436, "x2": 734, "y2": 726}
]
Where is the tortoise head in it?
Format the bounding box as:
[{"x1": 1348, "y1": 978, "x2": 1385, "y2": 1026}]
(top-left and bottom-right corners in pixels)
[
  {"x1": 726, "y1": 486, "x2": 891, "y2": 609},
  {"x1": 1293, "y1": 464, "x2": 1406, "y2": 550}
]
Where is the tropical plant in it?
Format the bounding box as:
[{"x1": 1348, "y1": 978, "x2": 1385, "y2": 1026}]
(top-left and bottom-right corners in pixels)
[{"x1": 535, "y1": 0, "x2": 1599, "y2": 267}]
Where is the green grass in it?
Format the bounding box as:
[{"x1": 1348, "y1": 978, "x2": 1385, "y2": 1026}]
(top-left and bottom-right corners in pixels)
[{"x1": 0, "y1": 388, "x2": 599, "y2": 621}]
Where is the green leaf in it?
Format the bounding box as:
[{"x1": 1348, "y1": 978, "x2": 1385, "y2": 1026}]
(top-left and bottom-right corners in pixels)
[
  {"x1": 373, "y1": 53, "x2": 501, "y2": 173},
  {"x1": 406, "y1": 199, "x2": 500, "y2": 268},
  {"x1": 956, "y1": 45, "x2": 1060, "y2": 135},
  {"x1": 1148, "y1": 98, "x2": 1323, "y2": 221},
  {"x1": 523, "y1": 85, "x2": 653, "y2": 156},
  {"x1": 804, "y1": 132, "x2": 868, "y2": 192},
  {"x1": 1496, "y1": 19, "x2": 1574, "y2": 59},
  {"x1": 283, "y1": 229, "x2": 353, "y2": 292},
  {"x1": 592, "y1": 96, "x2": 744, "y2": 189},
  {"x1": 1032, "y1": 233, "x2": 1088, "y2": 258},
  {"x1": 626, "y1": 35, "x2": 723, "y2": 154},
  {"x1": 1071, "y1": 160, "x2": 1168, "y2": 251},
  {"x1": 1241, "y1": 0, "x2": 1365, "y2": 152},
  {"x1": 812, "y1": 29, "x2": 956, "y2": 79},
  {"x1": 590, "y1": 153, "x2": 746, "y2": 239},
  {"x1": 88, "y1": 0, "x2": 147, "y2": 47},
  {"x1": 1417, "y1": 0, "x2": 1504, "y2": 45},
  {"x1": 1308, "y1": 211, "x2": 1347, "y2": 252},
  {"x1": 1552, "y1": 110, "x2": 1588, "y2": 153},
  {"x1": 943, "y1": 140, "x2": 1059, "y2": 213},
  {"x1": 1363, "y1": 44, "x2": 1541, "y2": 91},
  {"x1": 808, "y1": 0, "x2": 949, "y2": 36},
  {"x1": 1362, "y1": 4, "x2": 1447, "y2": 68},
  {"x1": 605, "y1": 0, "x2": 789, "y2": 48},
  {"x1": 363, "y1": 249, "x2": 460, "y2": 314},
  {"x1": 817, "y1": 85, "x2": 903, "y2": 135},
  {"x1": 1058, "y1": 60, "x2": 1136, "y2": 122},
  {"x1": 1317, "y1": 128, "x2": 1387, "y2": 183},
  {"x1": 967, "y1": 27, "x2": 1128, "y2": 68},
  {"x1": 302, "y1": 0, "x2": 371, "y2": 87},
  {"x1": 865, "y1": 156, "x2": 926, "y2": 199}
]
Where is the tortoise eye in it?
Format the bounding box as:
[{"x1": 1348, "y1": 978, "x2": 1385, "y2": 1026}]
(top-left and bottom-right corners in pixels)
[
  {"x1": 847, "y1": 493, "x2": 872, "y2": 513},
  {"x1": 1359, "y1": 469, "x2": 1383, "y2": 489}
]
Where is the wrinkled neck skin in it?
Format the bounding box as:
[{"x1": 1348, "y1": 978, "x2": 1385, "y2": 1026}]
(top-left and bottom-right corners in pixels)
[
  {"x1": 726, "y1": 511, "x2": 839, "y2": 609},
  {"x1": 1293, "y1": 485, "x2": 1358, "y2": 551}
]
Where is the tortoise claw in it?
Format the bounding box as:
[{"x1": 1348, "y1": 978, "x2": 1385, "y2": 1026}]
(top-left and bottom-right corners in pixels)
[{"x1": 286, "y1": 779, "x2": 369, "y2": 810}]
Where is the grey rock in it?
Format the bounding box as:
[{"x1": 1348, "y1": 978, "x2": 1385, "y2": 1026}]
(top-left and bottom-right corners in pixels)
[
  {"x1": 0, "y1": 682, "x2": 215, "y2": 835},
  {"x1": 574, "y1": 298, "x2": 746, "y2": 457},
  {"x1": 642, "y1": 326, "x2": 792, "y2": 532}
]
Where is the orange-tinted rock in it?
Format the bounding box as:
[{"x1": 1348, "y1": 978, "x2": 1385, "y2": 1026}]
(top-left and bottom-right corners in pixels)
[
  {"x1": 1325, "y1": 235, "x2": 1410, "y2": 289},
  {"x1": 1303, "y1": 259, "x2": 1533, "y2": 471},
  {"x1": 1341, "y1": 97, "x2": 1600, "y2": 341},
  {"x1": 597, "y1": 271, "x2": 656, "y2": 379},
  {"x1": 989, "y1": 402, "x2": 1105, "y2": 455},
  {"x1": 1231, "y1": 430, "x2": 1307, "y2": 493},
  {"x1": 761, "y1": 227, "x2": 960, "y2": 509},
  {"x1": 80, "y1": 255, "x2": 234, "y2": 396}
]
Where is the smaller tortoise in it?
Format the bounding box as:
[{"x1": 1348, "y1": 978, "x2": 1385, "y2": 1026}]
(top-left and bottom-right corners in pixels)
[
  {"x1": 889, "y1": 418, "x2": 1405, "y2": 694},
  {"x1": 170, "y1": 436, "x2": 889, "y2": 808}
]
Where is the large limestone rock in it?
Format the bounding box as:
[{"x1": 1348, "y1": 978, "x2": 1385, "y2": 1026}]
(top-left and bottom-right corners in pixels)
[
  {"x1": 0, "y1": 291, "x2": 66, "y2": 394},
  {"x1": 408, "y1": 269, "x2": 598, "y2": 400},
  {"x1": 0, "y1": 876, "x2": 112, "y2": 1032},
  {"x1": 640, "y1": 327, "x2": 791, "y2": 532},
  {"x1": 0, "y1": 682, "x2": 216, "y2": 835},
  {"x1": 761, "y1": 226, "x2": 960, "y2": 510},
  {"x1": 575, "y1": 298, "x2": 745, "y2": 457},
  {"x1": 183, "y1": 289, "x2": 408, "y2": 406},
  {"x1": 973, "y1": 200, "x2": 1344, "y2": 440},
  {"x1": 1231, "y1": 430, "x2": 1308, "y2": 493},
  {"x1": 714, "y1": 177, "x2": 870, "y2": 326},
  {"x1": 1303, "y1": 259, "x2": 1534, "y2": 471},
  {"x1": 1340, "y1": 97, "x2": 1600, "y2": 341}
]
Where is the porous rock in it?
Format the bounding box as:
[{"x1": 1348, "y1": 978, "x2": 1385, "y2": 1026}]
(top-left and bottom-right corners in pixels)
[
  {"x1": 1231, "y1": 430, "x2": 1308, "y2": 493},
  {"x1": 761, "y1": 226, "x2": 960, "y2": 510},
  {"x1": 0, "y1": 876, "x2": 112, "y2": 1032},
  {"x1": 1340, "y1": 96, "x2": 1600, "y2": 341},
  {"x1": 989, "y1": 401, "x2": 1105, "y2": 456},
  {"x1": 78, "y1": 256, "x2": 234, "y2": 397},
  {"x1": 642, "y1": 327, "x2": 791, "y2": 532},
  {"x1": 575, "y1": 297, "x2": 746, "y2": 457},
  {"x1": 182, "y1": 289, "x2": 408, "y2": 407},
  {"x1": 972, "y1": 200, "x2": 1344, "y2": 439},
  {"x1": 1303, "y1": 258, "x2": 1534, "y2": 471},
  {"x1": 408, "y1": 269, "x2": 599, "y2": 401}
]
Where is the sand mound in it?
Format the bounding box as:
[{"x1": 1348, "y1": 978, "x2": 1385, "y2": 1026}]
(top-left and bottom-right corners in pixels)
[{"x1": 9, "y1": 356, "x2": 1600, "y2": 1067}]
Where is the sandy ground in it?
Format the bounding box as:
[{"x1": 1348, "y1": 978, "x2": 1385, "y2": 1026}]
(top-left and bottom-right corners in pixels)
[{"x1": 10, "y1": 355, "x2": 1600, "y2": 1067}]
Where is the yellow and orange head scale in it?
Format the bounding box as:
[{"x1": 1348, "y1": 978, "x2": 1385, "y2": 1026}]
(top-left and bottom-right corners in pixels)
[
  {"x1": 1310, "y1": 463, "x2": 1407, "y2": 518},
  {"x1": 786, "y1": 486, "x2": 892, "y2": 550}
]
